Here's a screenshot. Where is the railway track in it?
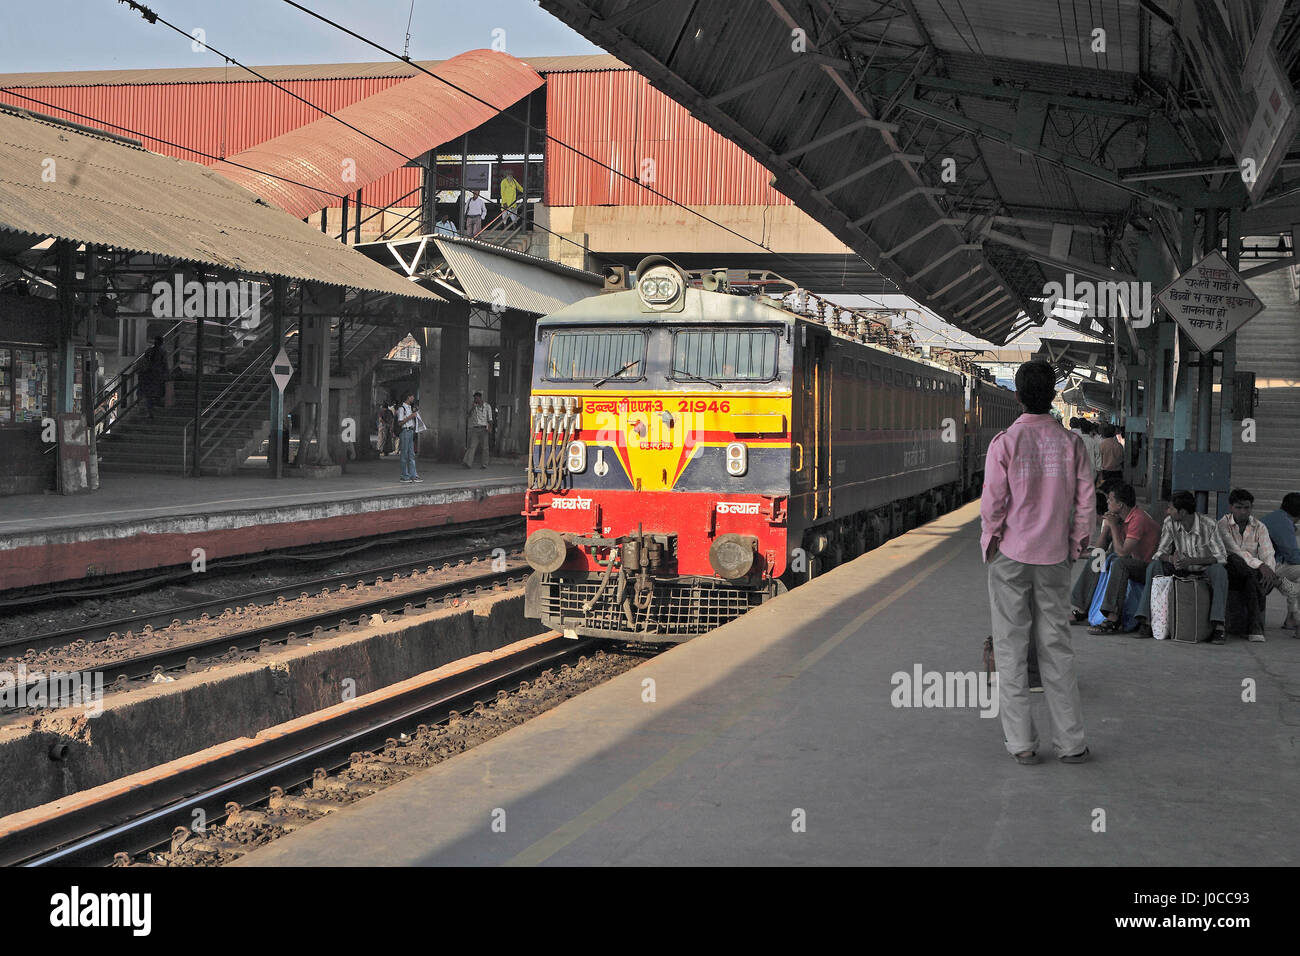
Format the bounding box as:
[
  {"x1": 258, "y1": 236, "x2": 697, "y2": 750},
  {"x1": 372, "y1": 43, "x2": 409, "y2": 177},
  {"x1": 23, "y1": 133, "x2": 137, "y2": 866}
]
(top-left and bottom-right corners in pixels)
[
  {"x1": 2, "y1": 634, "x2": 598, "y2": 867},
  {"x1": 0, "y1": 515, "x2": 525, "y2": 612},
  {"x1": 5, "y1": 539, "x2": 525, "y2": 658},
  {"x1": 5, "y1": 562, "x2": 531, "y2": 713}
]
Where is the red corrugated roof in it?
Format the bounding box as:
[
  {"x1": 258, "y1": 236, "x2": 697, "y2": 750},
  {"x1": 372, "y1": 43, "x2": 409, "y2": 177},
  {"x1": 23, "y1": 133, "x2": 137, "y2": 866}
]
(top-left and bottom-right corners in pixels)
[
  {"x1": 212, "y1": 50, "x2": 543, "y2": 219},
  {"x1": 545, "y1": 70, "x2": 792, "y2": 207}
]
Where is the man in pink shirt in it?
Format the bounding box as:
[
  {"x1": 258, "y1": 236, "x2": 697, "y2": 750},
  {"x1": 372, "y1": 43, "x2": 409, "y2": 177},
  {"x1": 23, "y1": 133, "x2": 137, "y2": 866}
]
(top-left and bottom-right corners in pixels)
[{"x1": 981, "y1": 361, "x2": 1094, "y2": 765}]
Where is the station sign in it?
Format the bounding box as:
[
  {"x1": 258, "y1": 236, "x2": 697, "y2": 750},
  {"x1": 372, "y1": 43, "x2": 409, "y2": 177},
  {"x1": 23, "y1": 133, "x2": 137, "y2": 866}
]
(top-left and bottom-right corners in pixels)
[
  {"x1": 271, "y1": 347, "x2": 294, "y2": 392},
  {"x1": 1155, "y1": 251, "x2": 1263, "y2": 353}
]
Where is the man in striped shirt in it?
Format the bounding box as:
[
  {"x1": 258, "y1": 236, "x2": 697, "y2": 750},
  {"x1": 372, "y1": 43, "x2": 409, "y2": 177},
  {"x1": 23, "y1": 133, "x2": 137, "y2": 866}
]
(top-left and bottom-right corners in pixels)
[{"x1": 1135, "y1": 490, "x2": 1228, "y2": 642}]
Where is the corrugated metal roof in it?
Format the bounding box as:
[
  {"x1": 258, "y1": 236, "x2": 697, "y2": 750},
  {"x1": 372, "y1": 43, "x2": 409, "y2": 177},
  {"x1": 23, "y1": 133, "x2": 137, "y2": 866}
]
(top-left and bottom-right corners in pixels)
[
  {"x1": 0, "y1": 105, "x2": 440, "y2": 300},
  {"x1": 537, "y1": 0, "x2": 1181, "y2": 345},
  {"x1": 546, "y1": 70, "x2": 793, "y2": 206},
  {"x1": 432, "y1": 236, "x2": 601, "y2": 314},
  {"x1": 0, "y1": 55, "x2": 629, "y2": 89},
  {"x1": 212, "y1": 50, "x2": 543, "y2": 219}
]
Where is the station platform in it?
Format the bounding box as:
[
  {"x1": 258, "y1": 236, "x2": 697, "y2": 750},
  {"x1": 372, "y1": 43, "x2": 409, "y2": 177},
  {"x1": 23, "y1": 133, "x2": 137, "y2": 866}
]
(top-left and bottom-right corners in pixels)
[
  {"x1": 239, "y1": 502, "x2": 1299, "y2": 866},
  {"x1": 0, "y1": 460, "x2": 526, "y2": 592}
]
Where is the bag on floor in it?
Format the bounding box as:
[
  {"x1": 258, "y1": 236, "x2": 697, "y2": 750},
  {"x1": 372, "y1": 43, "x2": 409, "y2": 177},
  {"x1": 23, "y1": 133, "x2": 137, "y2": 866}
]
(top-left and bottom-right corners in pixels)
[
  {"x1": 1087, "y1": 554, "x2": 1116, "y2": 626},
  {"x1": 1170, "y1": 575, "x2": 1213, "y2": 643},
  {"x1": 1150, "y1": 575, "x2": 1173, "y2": 640},
  {"x1": 982, "y1": 635, "x2": 996, "y2": 675}
]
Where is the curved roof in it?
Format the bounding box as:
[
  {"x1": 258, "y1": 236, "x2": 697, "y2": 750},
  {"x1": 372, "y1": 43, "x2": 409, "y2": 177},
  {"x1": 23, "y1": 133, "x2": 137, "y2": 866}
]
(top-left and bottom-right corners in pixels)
[{"x1": 212, "y1": 50, "x2": 544, "y2": 219}]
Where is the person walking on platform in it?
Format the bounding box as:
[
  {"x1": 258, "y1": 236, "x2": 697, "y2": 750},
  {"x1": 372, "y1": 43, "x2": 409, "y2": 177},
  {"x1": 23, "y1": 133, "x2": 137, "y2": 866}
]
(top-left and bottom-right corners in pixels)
[
  {"x1": 395, "y1": 391, "x2": 422, "y2": 483},
  {"x1": 465, "y1": 191, "x2": 486, "y2": 237},
  {"x1": 139, "y1": 335, "x2": 169, "y2": 421},
  {"x1": 463, "y1": 391, "x2": 493, "y2": 469},
  {"x1": 500, "y1": 171, "x2": 522, "y2": 227},
  {"x1": 981, "y1": 360, "x2": 1094, "y2": 766},
  {"x1": 1097, "y1": 423, "x2": 1124, "y2": 484},
  {"x1": 1261, "y1": 493, "x2": 1300, "y2": 635}
]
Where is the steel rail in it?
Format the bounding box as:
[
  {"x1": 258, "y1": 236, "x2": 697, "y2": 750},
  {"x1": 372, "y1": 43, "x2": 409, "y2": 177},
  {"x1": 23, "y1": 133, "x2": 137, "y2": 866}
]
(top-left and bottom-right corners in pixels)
[
  {"x1": 6, "y1": 566, "x2": 531, "y2": 714},
  {"x1": 7, "y1": 634, "x2": 594, "y2": 867},
  {"x1": 7, "y1": 537, "x2": 525, "y2": 656},
  {"x1": 0, "y1": 514, "x2": 524, "y2": 612}
]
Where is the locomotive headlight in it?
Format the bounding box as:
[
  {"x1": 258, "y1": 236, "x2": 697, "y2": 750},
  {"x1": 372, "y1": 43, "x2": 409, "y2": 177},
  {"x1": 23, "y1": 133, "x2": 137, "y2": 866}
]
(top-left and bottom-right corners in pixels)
[
  {"x1": 566, "y1": 440, "x2": 587, "y2": 472},
  {"x1": 637, "y1": 266, "x2": 682, "y2": 305},
  {"x1": 725, "y1": 441, "x2": 748, "y2": 476}
]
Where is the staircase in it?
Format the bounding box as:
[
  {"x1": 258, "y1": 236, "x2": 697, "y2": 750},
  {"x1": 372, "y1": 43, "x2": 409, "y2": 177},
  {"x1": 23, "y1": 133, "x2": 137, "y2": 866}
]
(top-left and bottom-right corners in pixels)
[
  {"x1": 1220, "y1": 266, "x2": 1300, "y2": 511},
  {"x1": 95, "y1": 304, "x2": 415, "y2": 476}
]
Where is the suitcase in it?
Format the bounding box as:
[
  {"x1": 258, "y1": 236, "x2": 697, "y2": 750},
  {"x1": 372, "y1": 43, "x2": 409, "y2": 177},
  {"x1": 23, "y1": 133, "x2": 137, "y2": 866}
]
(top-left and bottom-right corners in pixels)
[{"x1": 1170, "y1": 576, "x2": 1213, "y2": 644}]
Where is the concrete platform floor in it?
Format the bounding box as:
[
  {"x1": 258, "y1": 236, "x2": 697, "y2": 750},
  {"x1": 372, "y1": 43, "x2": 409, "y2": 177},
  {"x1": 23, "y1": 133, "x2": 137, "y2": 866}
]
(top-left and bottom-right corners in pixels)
[
  {"x1": 240, "y1": 502, "x2": 1300, "y2": 866},
  {"x1": 0, "y1": 460, "x2": 524, "y2": 536}
]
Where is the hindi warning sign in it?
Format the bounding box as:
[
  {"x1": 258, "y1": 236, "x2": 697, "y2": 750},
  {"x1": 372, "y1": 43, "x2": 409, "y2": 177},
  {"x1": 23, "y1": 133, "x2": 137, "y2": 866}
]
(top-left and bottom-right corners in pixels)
[{"x1": 1155, "y1": 251, "x2": 1263, "y2": 353}]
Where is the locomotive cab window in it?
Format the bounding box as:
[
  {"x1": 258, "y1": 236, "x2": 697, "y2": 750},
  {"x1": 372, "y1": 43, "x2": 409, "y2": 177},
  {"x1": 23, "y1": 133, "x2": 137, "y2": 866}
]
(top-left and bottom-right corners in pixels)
[
  {"x1": 671, "y1": 328, "x2": 778, "y2": 381},
  {"x1": 545, "y1": 329, "x2": 646, "y2": 381}
]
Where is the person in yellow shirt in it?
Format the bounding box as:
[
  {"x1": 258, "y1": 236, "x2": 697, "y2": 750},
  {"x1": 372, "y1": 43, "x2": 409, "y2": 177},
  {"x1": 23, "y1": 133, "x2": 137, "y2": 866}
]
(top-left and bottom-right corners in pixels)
[{"x1": 500, "y1": 172, "x2": 522, "y2": 226}]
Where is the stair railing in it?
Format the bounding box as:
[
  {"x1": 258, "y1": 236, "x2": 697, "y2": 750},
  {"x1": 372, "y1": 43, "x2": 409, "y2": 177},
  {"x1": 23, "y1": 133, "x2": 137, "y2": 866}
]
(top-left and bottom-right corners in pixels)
[{"x1": 182, "y1": 322, "x2": 297, "y2": 473}]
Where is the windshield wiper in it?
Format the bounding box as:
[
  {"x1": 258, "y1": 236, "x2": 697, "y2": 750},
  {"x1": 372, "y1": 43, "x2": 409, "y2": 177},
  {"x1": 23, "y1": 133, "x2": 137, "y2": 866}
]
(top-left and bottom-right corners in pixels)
[
  {"x1": 672, "y1": 367, "x2": 722, "y2": 389},
  {"x1": 593, "y1": 360, "x2": 640, "y2": 387}
]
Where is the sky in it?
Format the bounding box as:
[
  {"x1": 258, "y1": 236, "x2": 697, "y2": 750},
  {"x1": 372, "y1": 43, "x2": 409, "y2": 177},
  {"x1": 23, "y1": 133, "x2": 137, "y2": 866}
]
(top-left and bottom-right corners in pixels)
[{"x1": 0, "y1": 0, "x2": 603, "y2": 72}]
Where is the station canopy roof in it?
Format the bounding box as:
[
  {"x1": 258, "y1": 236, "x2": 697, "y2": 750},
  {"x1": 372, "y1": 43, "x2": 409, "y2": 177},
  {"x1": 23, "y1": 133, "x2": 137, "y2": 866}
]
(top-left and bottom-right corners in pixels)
[
  {"x1": 539, "y1": 0, "x2": 1300, "y2": 347},
  {"x1": 355, "y1": 234, "x2": 602, "y2": 316},
  {"x1": 1035, "y1": 337, "x2": 1113, "y2": 382},
  {"x1": 0, "y1": 105, "x2": 440, "y2": 300},
  {"x1": 213, "y1": 51, "x2": 545, "y2": 220}
]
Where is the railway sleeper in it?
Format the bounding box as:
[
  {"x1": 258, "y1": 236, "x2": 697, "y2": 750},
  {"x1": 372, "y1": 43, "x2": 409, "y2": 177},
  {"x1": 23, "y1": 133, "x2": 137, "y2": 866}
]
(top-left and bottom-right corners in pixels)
[{"x1": 268, "y1": 785, "x2": 340, "y2": 816}]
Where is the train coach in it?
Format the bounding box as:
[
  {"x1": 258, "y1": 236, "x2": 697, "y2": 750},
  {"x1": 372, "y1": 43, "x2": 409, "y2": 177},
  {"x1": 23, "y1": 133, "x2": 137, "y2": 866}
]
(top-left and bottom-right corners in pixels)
[{"x1": 521, "y1": 256, "x2": 1018, "y2": 641}]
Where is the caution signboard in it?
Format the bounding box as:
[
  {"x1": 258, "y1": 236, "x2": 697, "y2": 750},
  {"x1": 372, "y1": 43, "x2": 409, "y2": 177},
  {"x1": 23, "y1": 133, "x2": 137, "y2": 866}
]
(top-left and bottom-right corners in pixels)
[
  {"x1": 1155, "y1": 251, "x2": 1263, "y2": 353},
  {"x1": 271, "y1": 347, "x2": 294, "y2": 392}
]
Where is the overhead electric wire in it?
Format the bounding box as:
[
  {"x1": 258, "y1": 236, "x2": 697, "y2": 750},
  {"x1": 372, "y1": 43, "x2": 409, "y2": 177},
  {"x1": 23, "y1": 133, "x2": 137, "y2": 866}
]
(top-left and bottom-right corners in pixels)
[{"x1": 115, "y1": 0, "x2": 421, "y2": 165}]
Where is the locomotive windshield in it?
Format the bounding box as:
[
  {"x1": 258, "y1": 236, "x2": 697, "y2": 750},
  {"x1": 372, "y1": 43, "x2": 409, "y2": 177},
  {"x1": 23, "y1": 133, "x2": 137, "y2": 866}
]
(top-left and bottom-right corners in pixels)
[
  {"x1": 545, "y1": 329, "x2": 646, "y2": 381},
  {"x1": 671, "y1": 328, "x2": 778, "y2": 382}
]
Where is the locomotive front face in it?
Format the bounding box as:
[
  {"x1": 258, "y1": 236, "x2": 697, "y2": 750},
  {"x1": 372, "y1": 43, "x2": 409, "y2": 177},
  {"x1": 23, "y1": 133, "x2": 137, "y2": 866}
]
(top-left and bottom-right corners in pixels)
[{"x1": 522, "y1": 284, "x2": 793, "y2": 641}]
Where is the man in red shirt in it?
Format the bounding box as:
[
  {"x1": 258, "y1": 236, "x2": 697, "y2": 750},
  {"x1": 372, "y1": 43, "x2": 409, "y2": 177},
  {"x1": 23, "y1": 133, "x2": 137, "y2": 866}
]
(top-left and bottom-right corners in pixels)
[
  {"x1": 981, "y1": 361, "x2": 1094, "y2": 765},
  {"x1": 1086, "y1": 483, "x2": 1160, "y2": 633}
]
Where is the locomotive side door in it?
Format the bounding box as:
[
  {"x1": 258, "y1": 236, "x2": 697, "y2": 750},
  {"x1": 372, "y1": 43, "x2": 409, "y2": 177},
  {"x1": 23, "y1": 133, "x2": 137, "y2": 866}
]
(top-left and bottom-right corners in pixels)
[{"x1": 811, "y1": 331, "x2": 831, "y2": 519}]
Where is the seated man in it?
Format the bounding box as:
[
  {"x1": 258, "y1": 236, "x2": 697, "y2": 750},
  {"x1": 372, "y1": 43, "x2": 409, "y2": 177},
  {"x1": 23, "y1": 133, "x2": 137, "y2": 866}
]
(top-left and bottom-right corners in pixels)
[
  {"x1": 1134, "y1": 490, "x2": 1230, "y2": 643},
  {"x1": 1085, "y1": 483, "x2": 1161, "y2": 633},
  {"x1": 1068, "y1": 476, "x2": 1126, "y2": 620},
  {"x1": 1217, "y1": 488, "x2": 1277, "y2": 642},
  {"x1": 1260, "y1": 492, "x2": 1300, "y2": 635}
]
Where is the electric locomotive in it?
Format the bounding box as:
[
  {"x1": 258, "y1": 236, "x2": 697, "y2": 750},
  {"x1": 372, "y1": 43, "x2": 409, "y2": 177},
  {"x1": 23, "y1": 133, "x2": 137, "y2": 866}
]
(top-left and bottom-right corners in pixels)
[{"x1": 521, "y1": 256, "x2": 1015, "y2": 641}]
